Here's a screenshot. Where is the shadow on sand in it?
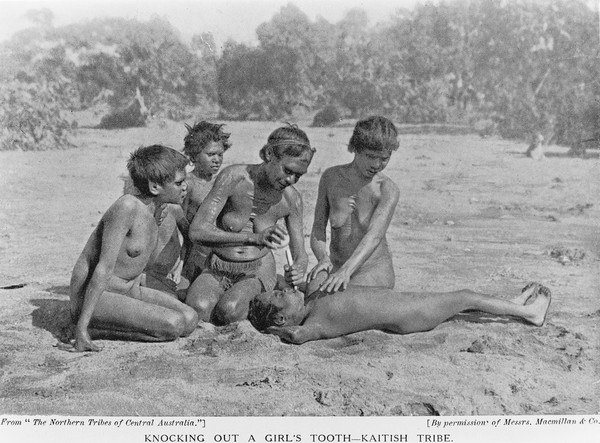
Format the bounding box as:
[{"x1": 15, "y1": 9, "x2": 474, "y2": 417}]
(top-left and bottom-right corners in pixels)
[
  {"x1": 31, "y1": 285, "x2": 72, "y2": 343},
  {"x1": 451, "y1": 311, "x2": 533, "y2": 326}
]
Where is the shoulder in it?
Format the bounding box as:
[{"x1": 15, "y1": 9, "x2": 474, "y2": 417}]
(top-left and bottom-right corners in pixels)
[
  {"x1": 167, "y1": 203, "x2": 184, "y2": 218},
  {"x1": 186, "y1": 176, "x2": 212, "y2": 202},
  {"x1": 102, "y1": 195, "x2": 141, "y2": 224},
  {"x1": 215, "y1": 164, "x2": 250, "y2": 183},
  {"x1": 283, "y1": 185, "x2": 303, "y2": 208},
  {"x1": 110, "y1": 194, "x2": 141, "y2": 213},
  {"x1": 376, "y1": 174, "x2": 400, "y2": 198},
  {"x1": 319, "y1": 165, "x2": 344, "y2": 187},
  {"x1": 185, "y1": 172, "x2": 203, "y2": 187},
  {"x1": 321, "y1": 165, "x2": 345, "y2": 180}
]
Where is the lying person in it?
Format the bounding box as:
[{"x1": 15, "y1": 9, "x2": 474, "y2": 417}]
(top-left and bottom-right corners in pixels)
[{"x1": 248, "y1": 283, "x2": 551, "y2": 344}]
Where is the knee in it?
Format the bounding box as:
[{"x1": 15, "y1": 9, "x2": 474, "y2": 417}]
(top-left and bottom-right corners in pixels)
[
  {"x1": 158, "y1": 315, "x2": 187, "y2": 341},
  {"x1": 186, "y1": 296, "x2": 216, "y2": 322},
  {"x1": 213, "y1": 298, "x2": 248, "y2": 325},
  {"x1": 181, "y1": 307, "x2": 199, "y2": 336}
]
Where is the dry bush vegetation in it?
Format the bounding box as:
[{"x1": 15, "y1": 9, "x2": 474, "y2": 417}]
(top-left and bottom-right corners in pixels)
[{"x1": 1, "y1": 1, "x2": 599, "y2": 151}]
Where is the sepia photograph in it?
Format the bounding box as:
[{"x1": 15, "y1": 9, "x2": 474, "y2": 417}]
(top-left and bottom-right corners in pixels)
[{"x1": 0, "y1": 0, "x2": 597, "y2": 434}]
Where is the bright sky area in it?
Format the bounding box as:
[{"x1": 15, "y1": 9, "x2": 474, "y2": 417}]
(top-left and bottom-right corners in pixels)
[{"x1": 0, "y1": 0, "x2": 421, "y2": 47}]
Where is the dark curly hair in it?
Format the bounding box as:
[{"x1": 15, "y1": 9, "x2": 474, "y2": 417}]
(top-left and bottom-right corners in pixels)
[
  {"x1": 183, "y1": 121, "x2": 232, "y2": 159},
  {"x1": 127, "y1": 144, "x2": 189, "y2": 196},
  {"x1": 248, "y1": 295, "x2": 283, "y2": 331},
  {"x1": 348, "y1": 116, "x2": 399, "y2": 154}
]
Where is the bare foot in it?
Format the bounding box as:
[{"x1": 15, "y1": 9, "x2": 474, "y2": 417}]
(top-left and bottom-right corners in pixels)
[
  {"x1": 55, "y1": 338, "x2": 102, "y2": 353},
  {"x1": 524, "y1": 285, "x2": 551, "y2": 326},
  {"x1": 512, "y1": 282, "x2": 539, "y2": 305}
]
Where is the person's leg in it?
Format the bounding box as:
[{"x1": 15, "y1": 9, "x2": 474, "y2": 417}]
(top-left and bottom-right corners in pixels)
[
  {"x1": 186, "y1": 271, "x2": 223, "y2": 322},
  {"x1": 136, "y1": 286, "x2": 198, "y2": 336},
  {"x1": 213, "y1": 277, "x2": 263, "y2": 325},
  {"x1": 69, "y1": 255, "x2": 91, "y2": 322},
  {"x1": 389, "y1": 284, "x2": 551, "y2": 334},
  {"x1": 213, "y1": 252, "x2": 277, "y2": 324},
  {"x1": 349, "y1": 255, "x2": 395, "y2": 289},
  {"x1": 510, "y1": 282, "x2": 538, "y2": 305},
  {"x1": 86, "y1": 290, "x2": 194, "y2": 342},
  {"x1": 143, "y1": 272, "x2": 178, "y2": 298}
]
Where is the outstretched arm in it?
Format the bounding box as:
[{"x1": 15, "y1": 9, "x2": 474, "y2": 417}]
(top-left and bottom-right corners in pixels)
[
  {"x1": 73, "y1": 199, "x2": 134, "y2": 352},
  {"x1": 320, "y1": 178, "x2": 399, "y2": 293},
  {"x1": 283, "y1": 187, "x2": 309, "y2": 286},
  {"x1": 308, "y1": 173, "x2": 333, "y2": 281}
]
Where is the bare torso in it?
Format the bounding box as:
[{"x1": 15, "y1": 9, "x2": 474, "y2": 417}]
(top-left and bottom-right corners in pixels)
[
  {"x1": 325, "y1": 166, "x2": 393, "y2": 270},
  {"x1": 306, "y1": 289, "x2": 408, "y2": 335},
  {"x1": 183, "y1": 173, "x2": 214, "y2": 224},
  {"x1": 201, "y1": 165, "x2": 294, "y2": 261},
  {"x1": 74, "y1": 195, "x2": 159, "y2": 295}
]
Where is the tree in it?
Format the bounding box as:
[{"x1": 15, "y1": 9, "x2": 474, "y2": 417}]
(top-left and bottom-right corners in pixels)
[{"x1": 3, "y1": 16, "x2": 217, "y2": 117}]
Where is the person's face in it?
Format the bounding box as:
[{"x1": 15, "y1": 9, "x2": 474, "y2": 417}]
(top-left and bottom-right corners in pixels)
[
  {"x1": 155, "y1": 170, "x2": 187, "y2": 205},
  {"x1": 353, "y1": 149, "x2": 392, "y2": 179},
  {"x1": 266, "y1": 288, "x2": 305, "y2": 326},
  {"x1": 265, "y1": 151, "x2": 313, "y2": 191},
  {"x1": 192, "y1": 141, "x2": 225, "y2": 177}
]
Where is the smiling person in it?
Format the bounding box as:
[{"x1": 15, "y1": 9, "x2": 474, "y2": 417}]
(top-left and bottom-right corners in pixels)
[
  {"x1": 307, "y1": 116, "x2": 400, "y2": 295},
  {"x1": 249, "y1": 283, "x2": 552, "y2": 345},
  {"x1": 68, "y1": 145, "x2": 198, "y2": 352},
  {"x1": 186, "y1": 124, "x2": 314, "y2": 324}
]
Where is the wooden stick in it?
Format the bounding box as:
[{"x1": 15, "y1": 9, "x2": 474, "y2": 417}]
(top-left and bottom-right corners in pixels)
[{"x1": 285, "y1": 247, "x2": 297, "y2": 291}]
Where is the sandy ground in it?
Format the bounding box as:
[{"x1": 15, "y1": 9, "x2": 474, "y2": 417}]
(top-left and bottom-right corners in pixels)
[{"x1": 0, "y1": 119, "x2": 598, "y2": 416}]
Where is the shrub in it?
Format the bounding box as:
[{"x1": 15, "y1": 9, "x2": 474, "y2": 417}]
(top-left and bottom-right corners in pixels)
[
  {"x1": 0, "y1": 81, "x2": 74, "y2": 151},
  {"x1": 311, "y1": 105, "x2": 341, "y2": 127}
]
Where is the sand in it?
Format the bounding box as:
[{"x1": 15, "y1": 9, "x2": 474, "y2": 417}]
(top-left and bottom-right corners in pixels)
[{"x1": 0, "y1": 119, "x2": 598, "y2": 416}]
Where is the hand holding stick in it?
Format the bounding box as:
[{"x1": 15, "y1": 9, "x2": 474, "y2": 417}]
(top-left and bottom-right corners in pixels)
[{"x1": 285, "y1": 247, "x2": 297, "y2": 291}]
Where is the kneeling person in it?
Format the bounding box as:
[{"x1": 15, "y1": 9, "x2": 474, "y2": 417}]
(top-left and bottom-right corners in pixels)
[{"x1": 69, "y1": 145, "x2": 198, "y2": 352}]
